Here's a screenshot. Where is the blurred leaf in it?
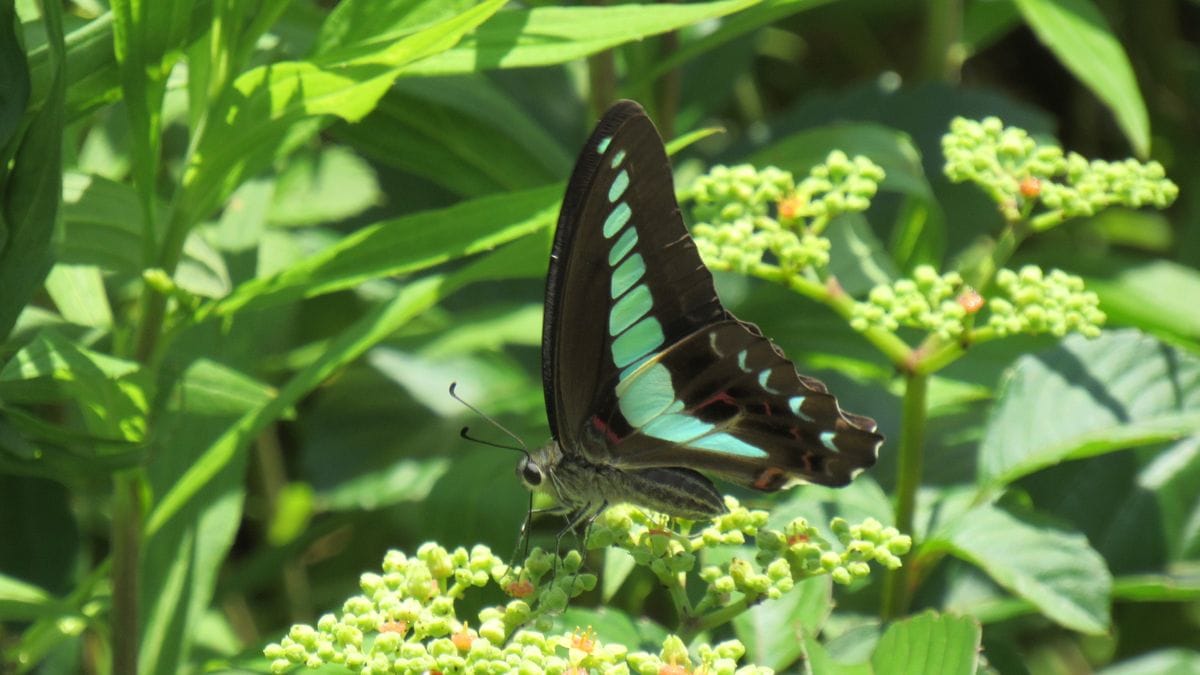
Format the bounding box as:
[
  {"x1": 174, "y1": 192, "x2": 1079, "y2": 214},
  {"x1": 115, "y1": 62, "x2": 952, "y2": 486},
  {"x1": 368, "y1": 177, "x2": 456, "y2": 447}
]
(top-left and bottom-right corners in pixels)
[
  {"x1": 978, "y1": 330, "x2": 1200, "y2": 486},
  {"x1": 109, "y1": 0, "x2": 194, "y2": 224},
  {"x1": 0, "y1": 1, "x2": 63, "y2": 340},
  {"x1": 633, "y1": 0, "x2": 831, "y2": 92},
  {"x1": 139, "y1": 359, "x2": 274, "y2": 675},
  {"x1": 408, "y1": 0, "x2": 759, "y2": 74},
  {"x1": 336, "y1": 77, "x2": 569, "y2": 197},
  {"x1": 0, "y1": 572, "x2": 59, "y2": 621},
  {"x1": 552, "y1": 607, "x2": 668, "y2": 651},
  {"x1": 316, "y1": 457, "x2": 451, "y2": 512},
  {"x1": 803, "y1": 634, "x2": 873, "y2": 675},
  {"x1": 0, "y1": 476, "x2": 77, "y2": 597},
  {"x1": 930, "y1": 502, "x2": 1112, "y2": 634},
  {"x1": 269, "y1": 145, "x2": 381, "y2": 227},
  {"x1": 1084, "y1": 260, "x2": 1200, "y2": 347},
  {"x1": 734, "y1": 575, "x2": 832, "y2": 671},
  {"x1": 1098, "y1": 649, "x2": 1200, "y2": 675},
  {"x1": 176, "y1": 233, "x2": 233, "y2": 298},
  {"x1": 1013, "y1": 0, "x2": 1149, "y2": 156},
  {"x1": 43, "y1": 264, "x2": 113, "y2": 328},
  {"x1": 825, "y1": 213, "x2": 899, "y2": 296},
  {"x1": 206, "y1": 183, "x2": 559, "y2": 317},
  {"x1": 602, "y1": 547, "x2": 637, "y2": 603},
  {"x1": 59, "y1": 171, "x2": 145, "y2": 273},
  {"x1": 177, "y1": 0, "x2": 506, "y2": 227},
  {"x1": 1113, "y1": 572, "x2": 1200, "y2": 602},
  {"x1": 962, "y1": 0, "x2": 1021, "y2": 55},
  {"x1": 209, "y1": 176, "x2": 273, "y2": 253},
  {"x1": 749, "y1": 123, "x2": 932, "y2": 200},
  {"x1": 870, "y1": 610, "x2": 981, "y2": 675},
  {"x1": 422, "y1": 303, "x2": 542, "y2": 357},
  {"x1": 890, "y1": 194, "x2": 948, "y2": 274},
  {"x1": 266, "y1": 482, "x2": 315, "y2": 546},
  {"x1": 0, "y1": 0, "x2": 30, "y2": 157},
  {"x1": 1086, "y1": 208, "x2": 1174, "y2": 253},
  {"x1": 0, "y1": 330, "x2": 148, "y2": 442}
]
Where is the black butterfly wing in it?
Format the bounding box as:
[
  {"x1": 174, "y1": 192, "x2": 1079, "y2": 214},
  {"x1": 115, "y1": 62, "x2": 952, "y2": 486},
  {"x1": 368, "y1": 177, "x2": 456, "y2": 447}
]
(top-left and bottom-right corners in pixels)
[
  {"x1": 544, "y1": 100, "x2": 881, "y2": 491},
  {"x1": 543, "y1": 100, "x2": 727, "y2": 447}
]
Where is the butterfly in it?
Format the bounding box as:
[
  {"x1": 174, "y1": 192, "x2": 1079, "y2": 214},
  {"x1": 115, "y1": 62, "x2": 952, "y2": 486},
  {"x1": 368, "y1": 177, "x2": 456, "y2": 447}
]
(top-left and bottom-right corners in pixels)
[{"x1": 517, "y1": 100, "x2": 882, "y2": 530}]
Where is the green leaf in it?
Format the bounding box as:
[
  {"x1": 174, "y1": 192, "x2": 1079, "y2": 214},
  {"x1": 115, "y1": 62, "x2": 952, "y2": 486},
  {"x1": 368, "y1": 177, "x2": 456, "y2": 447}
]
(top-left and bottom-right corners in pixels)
[
  {"x1": 601, "y1": 547, "x2": 637, "y2": 603},
  {"x1": 825, "y1": 213, "x2": 900, "y2": 296},
  {"x1": 0, "y1": 0, "x2": 30, "y2": 158},
  {"x1": 1098, "y1": 649, "x2": 1200, "y2": 675},
  {"x1": 749, "y1": 123, "x2": 932, "y2": 200},
  {"x1": 978, "y1": 330, "x2": 1200, "y2": 486},
  {"x1": 138, "y1": 359, "x2": 275, "y2": 675},
  {"x1": 43, "y1": 264, "x2": 113, "y2": 328},
  {"x1": 870, "y1": 610, "x2": 981, "y2": 675},
  {"x1": 930, "y1": 503, "x2": 1112, "y2": 634},
  {"x1": 630, "y1": 0, "x2": 831, "y2": 91},
  {"x1": 802, "y1": 635, "x2": 873, "y2": 675},
  {"x1": 407, "y1": 0, "x2": 759, "y2": 75},
  {"x1": 0, "y1": 330, "x2": 148, "y2": 442},
  {"x1": 0, "y1": 1, "x2": 64, "y2": 339},
  {"x1": 1013, "y1": 0, "x2": 1149, "y2": 156},
  {"x1": 109, "y1": 0, "x2": 194, "y2": 231},
  {"x1": 0, "y1": 572, "x2": 58, "y2": 621},
  {"x1": 551, "y1": 607, "x2": 668, "y2": 651},
  {"x1": 205, "y1": 183, "x2": 559, "y2": 317},
  {"x1": 316, "y1": 457, "x2": 451, "y2": 512},
  {"x1": 334, "y1": 78, "x2": 570, "y2": 197},
  {"x1": 1084, "y1": 260, "x2": 1200, "y2": 347},
  {"x1": 59, "y1": 171, "x2": 146, "y2": 273},
  {"x1": 177, "y1": 0, "x2": 506, "y2": 228},
  {"x1": 268, "y1": 145, "x2": 381, "y2": 227},
  {"x1": 1113, "y1": 573, "x2": 1200, "y2": 602},
  {"x1": 733, "y1": 576, "x2": 832, "y2": 671}
]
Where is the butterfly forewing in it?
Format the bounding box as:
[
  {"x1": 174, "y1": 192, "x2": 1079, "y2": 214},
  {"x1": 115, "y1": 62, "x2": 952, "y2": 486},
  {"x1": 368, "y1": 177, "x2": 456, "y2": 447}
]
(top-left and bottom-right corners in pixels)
[
  {"x1": 543, "y1": 100, "x2": 881, "y2": 494},
  {"x1": 543, "y1": 101, "x2": 726, "y2": 449}
]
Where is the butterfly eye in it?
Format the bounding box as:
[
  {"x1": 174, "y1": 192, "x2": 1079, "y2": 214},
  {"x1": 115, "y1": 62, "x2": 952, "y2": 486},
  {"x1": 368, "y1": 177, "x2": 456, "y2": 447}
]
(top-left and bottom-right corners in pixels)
[{"x1": 517, "y1": 457, "x2": 543, "y2": 486}]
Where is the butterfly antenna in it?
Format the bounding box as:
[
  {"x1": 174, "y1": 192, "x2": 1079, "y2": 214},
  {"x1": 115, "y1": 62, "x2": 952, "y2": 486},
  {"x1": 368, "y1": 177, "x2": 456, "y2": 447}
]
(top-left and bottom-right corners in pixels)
[{"x1": 448, "y1": 382, "x2": 529, "y2": 455}]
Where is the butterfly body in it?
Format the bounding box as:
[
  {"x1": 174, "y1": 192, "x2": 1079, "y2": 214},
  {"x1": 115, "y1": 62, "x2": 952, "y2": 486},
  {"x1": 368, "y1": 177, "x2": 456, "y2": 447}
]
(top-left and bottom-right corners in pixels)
[{"x1": 527, "y1": 100, "x2": 883, "y2": 521}]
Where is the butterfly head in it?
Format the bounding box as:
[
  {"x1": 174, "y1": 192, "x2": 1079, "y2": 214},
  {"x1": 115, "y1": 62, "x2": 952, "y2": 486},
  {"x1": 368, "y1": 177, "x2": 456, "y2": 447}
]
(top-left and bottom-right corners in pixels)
[{"x1": 515, "y1": 441, "x2": 560, "y2": 490}]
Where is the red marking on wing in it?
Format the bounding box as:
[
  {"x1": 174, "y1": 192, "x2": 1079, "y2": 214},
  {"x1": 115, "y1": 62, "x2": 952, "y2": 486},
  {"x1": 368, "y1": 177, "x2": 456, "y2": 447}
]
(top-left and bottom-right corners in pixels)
[
  {"x1": 753, "y1": 467, "x2": 787, "y2": 490},
  {"x1": 591, "y1": 415, "x2": 622, "y2": 444}
]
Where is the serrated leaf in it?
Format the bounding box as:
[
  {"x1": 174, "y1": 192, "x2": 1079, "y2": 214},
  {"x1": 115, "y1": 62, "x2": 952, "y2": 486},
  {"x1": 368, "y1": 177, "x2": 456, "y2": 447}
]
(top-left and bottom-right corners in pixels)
[
  {"x1": 1013, "y1": 0, "x2": 1149, "y2": 156},
  {"x1": 931, "y1": 503, "x2": 1111, "y2": 634},
  {"x1": 979, "y1": 330, "x2": 1200, "y2": 486},
  {"x1": 870, "y1": 610, "x2": 981, "y2": 675}
]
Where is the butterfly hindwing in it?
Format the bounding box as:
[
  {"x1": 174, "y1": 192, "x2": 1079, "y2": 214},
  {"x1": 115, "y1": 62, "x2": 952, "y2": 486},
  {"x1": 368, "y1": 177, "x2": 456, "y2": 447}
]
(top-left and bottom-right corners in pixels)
[
  {"x1": 601, "y1": 320, "x2": 882, "y2": 489},
  {"x1": 544, "y1": 100, "x2": 881, "y2": 493}
]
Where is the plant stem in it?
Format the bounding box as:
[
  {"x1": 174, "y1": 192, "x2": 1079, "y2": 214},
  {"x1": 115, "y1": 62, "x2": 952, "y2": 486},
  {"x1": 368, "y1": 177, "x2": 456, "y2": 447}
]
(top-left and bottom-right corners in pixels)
[
  {"x1": 111, "y1": 470, "x2": 145, "y2": 674},
  {"x1": 681, "y1": 593, "x2": 758, "y2": 643},
  {"x1": 881, "y1": 371, "x2": 929, "y2": 618},
  {"x1": 747, "y1": 264, "x2": 916, "y2": 370}
]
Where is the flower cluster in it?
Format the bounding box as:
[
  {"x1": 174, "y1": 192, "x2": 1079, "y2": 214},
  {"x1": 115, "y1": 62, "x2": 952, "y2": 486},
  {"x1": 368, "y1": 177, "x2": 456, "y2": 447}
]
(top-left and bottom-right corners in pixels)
[
  {"x1": 264, "y1": 499, "x2": 910, "y2": 673},
  {"x1": 850, "y1": 266, "x2": 974, "y2": 340},
  {"x1": 850, "y1": 264, "x2": 1105, "y2": 341},
  {"x1": 590, "y1": 497, "x2": 910, "y2": 614},
  {"x1": 943, "y1": 117, "x2": 1178, "y2": 227},
  {"x1": 689, "y1": 153, "x2": 884, "y2": 274},
  {"x1": 986, "y1": 266, "x2": 1105, "y2": 338}
]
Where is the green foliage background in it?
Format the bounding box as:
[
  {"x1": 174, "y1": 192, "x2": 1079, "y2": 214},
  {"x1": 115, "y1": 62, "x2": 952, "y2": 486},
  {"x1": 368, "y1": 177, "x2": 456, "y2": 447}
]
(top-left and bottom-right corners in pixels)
[{"x1": 1, "y1": 0, "x2": 1198, "y2": 673}]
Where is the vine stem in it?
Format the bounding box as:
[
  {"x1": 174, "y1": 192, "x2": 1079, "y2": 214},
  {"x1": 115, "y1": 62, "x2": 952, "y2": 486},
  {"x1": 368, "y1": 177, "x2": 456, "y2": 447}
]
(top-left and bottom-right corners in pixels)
[{"x1": 881, "y1": 371, "x2": 929, "y2": 619}]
